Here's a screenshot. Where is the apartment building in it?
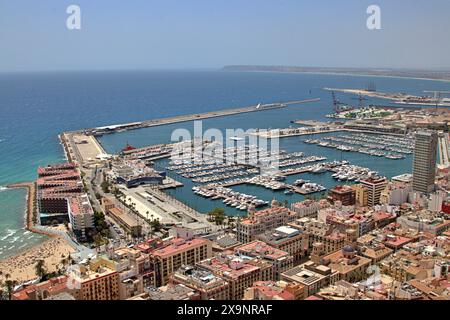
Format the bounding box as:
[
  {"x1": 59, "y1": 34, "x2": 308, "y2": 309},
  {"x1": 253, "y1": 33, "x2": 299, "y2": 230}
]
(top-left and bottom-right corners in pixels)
[
  {"x1": 150, "y1": 236, "x2": 212, "y2": 286},
  {"x1": 236, "y1": 204, "x2": 298, "y2": 243},
  {"x1": 256, "y1": 225, "x2": 308, "y2": 263}
]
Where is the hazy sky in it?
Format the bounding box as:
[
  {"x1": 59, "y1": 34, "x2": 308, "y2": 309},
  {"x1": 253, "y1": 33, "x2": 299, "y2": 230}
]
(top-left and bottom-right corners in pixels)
[{"x1": 1, "y1": 0, "x2": 450, "y2": 72}]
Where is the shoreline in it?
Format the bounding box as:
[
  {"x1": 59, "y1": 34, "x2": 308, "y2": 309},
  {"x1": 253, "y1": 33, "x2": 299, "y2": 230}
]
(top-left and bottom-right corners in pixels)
[
  {"x1": 1, "y1": 70, "x2": 446, "y2": 264},
  {"x1": 1, "y1": 183, "x2": 75, "y2": 281},
  {"x1": 222, "y1": 69, "x2": 450, "y2": 84},
  {"x1": 0, "y1": 236, "x2": 75, "y2": 283},
  {"x1": 6, "y1": 182, "x2": 46, "y2": 236}
]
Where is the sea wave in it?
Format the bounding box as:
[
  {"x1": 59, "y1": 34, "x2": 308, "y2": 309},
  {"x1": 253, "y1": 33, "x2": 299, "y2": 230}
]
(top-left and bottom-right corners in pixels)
[
  {"x1": 9, "y1": 236, "x2": 20, "y2": 244},
  {"x1": 0, "y1": 229, "x2": 17, "y2": 241},
  {"x1": 0, "y1": 186, "x2": 8, "y2": 192}
]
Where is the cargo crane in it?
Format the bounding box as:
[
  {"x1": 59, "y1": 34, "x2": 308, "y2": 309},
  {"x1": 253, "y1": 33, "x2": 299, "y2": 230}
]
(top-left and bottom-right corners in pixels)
[
  {"x1": 423, "y1": 90, "x2": 450, "y2": 109},
  {"x1": 332, "y1": 91, "x2": 356, "y2": 114},
  {"x1": 367, "y1": 81, "x2": 377, "y2": 92},
  {"x1": 351, "y1": 94, "x2": 368, "y2": 108},
  {"x1": 332, "y1": 91, "x2": 345, "y2": 113}
]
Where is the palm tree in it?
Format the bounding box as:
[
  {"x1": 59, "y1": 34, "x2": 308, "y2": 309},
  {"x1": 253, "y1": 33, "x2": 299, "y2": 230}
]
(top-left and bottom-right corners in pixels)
[
  {"x1": 227, "y1": 216, "x2": 237, "y2": 229},
  {"x1": 4, "y1": 280, "x2": 17, "y2": 300},
  {"x1": 150, "y1": 219, "x2": 162, "y2": 233},
  {"x1": 208, "y1": 208, "x2": 226, "y2": 226},
  {"x1": 0, "y1": 279, "x2": 4, "y2": 300},
  {"x1": 35, "y1": 259, "x2": 47, "y2": 280}
]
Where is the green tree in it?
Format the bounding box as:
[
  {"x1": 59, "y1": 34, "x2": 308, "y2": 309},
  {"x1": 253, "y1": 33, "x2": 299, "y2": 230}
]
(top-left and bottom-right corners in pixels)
[
  {"x1": 208, "y1": 208, "x2": 226, "y2": 226},
  {"x1": 150, "y1": 219, "x2": 162, "y2": 233},
  {"x1": 93, "y1": 233, "x2": 104, "y2": 247},
  {"x1": 93, "y1": 210, "x2": 110, "y2": 238},
  {"x1": 101, "y1": 181, "x2": 110, "y2": 193},
  {"x1": 35, "y1": 259, "x2": 47, "y2": 280},
  {"x1": 4, "y1": 280, "x2": 17, "y2": 300}
]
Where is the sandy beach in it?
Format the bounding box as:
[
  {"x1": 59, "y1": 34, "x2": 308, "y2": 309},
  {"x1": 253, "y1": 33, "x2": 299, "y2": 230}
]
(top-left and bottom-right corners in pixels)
[
  {"x1": 0, "y1": 183, "x2": 76, "y2": 284},
  {"x1": 0, "y1": 237, "x2": 75, "y2": 283}
]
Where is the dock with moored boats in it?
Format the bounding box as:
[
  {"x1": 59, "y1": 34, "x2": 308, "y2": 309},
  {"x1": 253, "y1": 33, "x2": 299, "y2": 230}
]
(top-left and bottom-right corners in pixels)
[
  {"x1": 61, "y1": 98, "x2": 321, "y2": 167},
  {"x1": 304, "y1": 132, "x2": 413, "y2": 160}
]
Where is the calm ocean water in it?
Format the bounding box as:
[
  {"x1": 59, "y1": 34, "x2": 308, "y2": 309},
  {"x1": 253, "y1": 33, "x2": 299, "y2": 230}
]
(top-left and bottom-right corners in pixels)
[{"x1": 1, "y1": 70, "x2": 449, "y2": 258}]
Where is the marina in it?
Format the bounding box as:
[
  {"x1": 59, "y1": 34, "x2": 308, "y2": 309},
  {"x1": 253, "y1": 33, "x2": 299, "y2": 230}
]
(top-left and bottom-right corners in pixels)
[
  {"x1": 304, "y1": 132, "x2": 414, "y2": 159},
  {"x1": 329, "y1": 164, "x2": 381, "y2": 182},
  {"x1": 159, "y1": 139, "x2": 381, "y2": 208},
  {"x1": 192, "y1": 186, "x2": 268, "y2": 211},
  {"x1": 1, "y1": 69, "x2": 432, "y2": 259},
  {"x1": 150, "y1": 129, "x2": 412, "y2": 216},
  {"x1": 166, "y1": 144, "x2": 329, "y2": 187},
  {"x1": 249, "y1": 125, "x2": 345, "y2": 139},
  {"x1": 61, "y1": 104, "x2": 419, "y2": 218},
  {"x1": 246, "y1": 175, "x2": 327, "y2": 195},
  {"x1": 163, "y1": 146, "x2": 389, "y2": 214},
  {"x1": 3, "y1": 0, "x2": 450, "y2": 301},
  {"x1": 171, "y1": 157, "x2": 369, "y2": 210}
]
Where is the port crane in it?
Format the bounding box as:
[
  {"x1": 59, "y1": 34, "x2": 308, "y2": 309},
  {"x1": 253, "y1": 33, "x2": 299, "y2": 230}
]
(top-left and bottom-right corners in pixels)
[
  {"x1": 366, "y1": 81, "x2": 377, "y2": 92},
  {"x1": 423, "y1": 90, "x2": 450, "y2": 109},
  {"x1": 351, "y1": 94, "x2": 368, "y2": 108},
  {"x1": 332, "y1": 91, "x2": 359, "y2": 113},
  {"x1": 332, "y1": 91, "x2": 345, "y2": 113}
]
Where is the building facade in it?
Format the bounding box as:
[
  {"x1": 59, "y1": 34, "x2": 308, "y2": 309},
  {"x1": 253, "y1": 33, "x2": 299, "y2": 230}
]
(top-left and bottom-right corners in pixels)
[
  {"x1": 236, "y1": 204, "x2": 298, "y2": 243},
  {"x1": 329, "y1": 185, "x2": 356, "y2": 206},
  {"x1": 256, "y1": 226, "x2": 308, "y2": 264},
  {"x1": 68, "y1": 194, "x2": 95, "y2": 241},
  {"x1": 235, "y1": 241, "x2": 294, "y2": 280},
  {"x1": 412, "y1": 131, "x2": 437, "y2": 194},
  {"x1": 151, "y1": 237, "x2": 212, "y2": 286},
  {"x1": 360, "y1": 177, "x2": 388, "y2": 207},
  {"x1": 170, "y1": 265, "x2": 230, "y2": 300}
]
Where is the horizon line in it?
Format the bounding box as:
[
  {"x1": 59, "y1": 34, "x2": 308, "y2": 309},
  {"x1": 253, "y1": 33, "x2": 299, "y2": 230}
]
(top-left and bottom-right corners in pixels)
[{"x1": 3, "y1": 64, "x2": 450, "y2": 74}]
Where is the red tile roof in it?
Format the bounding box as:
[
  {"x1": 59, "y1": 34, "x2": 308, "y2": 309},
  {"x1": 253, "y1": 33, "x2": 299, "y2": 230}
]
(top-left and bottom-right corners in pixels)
[
  {"x1": 152, "y1": 237, "x2": 209, "y2": 258},
  {"x1": 236, "y1": 241, "x2": 290, "y2": 261}
]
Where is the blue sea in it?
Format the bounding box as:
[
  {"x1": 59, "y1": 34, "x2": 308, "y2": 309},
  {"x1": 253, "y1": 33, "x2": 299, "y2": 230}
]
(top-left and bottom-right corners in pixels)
[{"x1": 1, "y1": 70, "x2": 449, "y2": 259}]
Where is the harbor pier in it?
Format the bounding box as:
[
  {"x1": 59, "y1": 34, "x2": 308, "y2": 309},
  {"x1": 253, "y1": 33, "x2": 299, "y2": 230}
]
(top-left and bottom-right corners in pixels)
[{"x1": 86, "y1": 98, "x2": 321, "y2": 136}]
